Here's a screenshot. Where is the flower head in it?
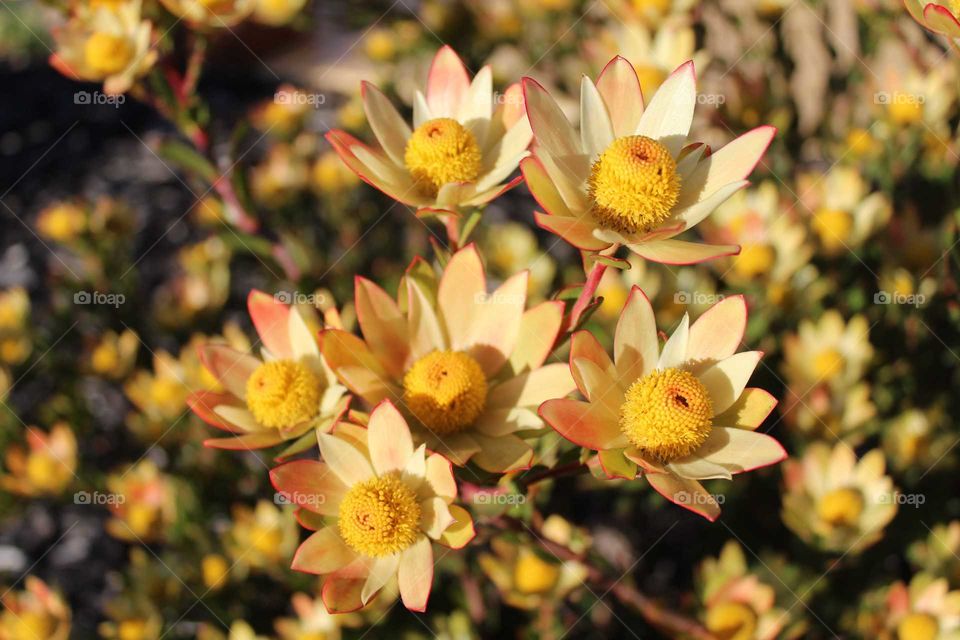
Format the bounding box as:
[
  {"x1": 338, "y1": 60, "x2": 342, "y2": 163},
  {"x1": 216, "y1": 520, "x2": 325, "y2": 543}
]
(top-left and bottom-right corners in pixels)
[
  {"x1": 158, "y1": 0, "x2": 255, "y2": 27},
  {"x1": 326, "y1": 46, "x2": 532, "y2": 217},
  {"x1": 188, "y1": 290, "x2": 349, "y2": 454},
  {"x1": 905, "y1": 1, "x2": 960, "y2": 39},
  {"x1": 539, "y1": 286, "x2": 785, "y2": 521},
  {"x1": 1, "y1": 423, "x2": 77, "y2": 497},
  {"x1": 522, "y1": 57, "x2": 775, "y2": 266},
  {"x1": 0, "y1": 577, "x2": 71, "y2": 640},
  {"x1": 270, "y1": 401, "x2": 476, "y2": 612},
  {"x1": 320, "y1": 245, "x2": 575, "y2": 472}
]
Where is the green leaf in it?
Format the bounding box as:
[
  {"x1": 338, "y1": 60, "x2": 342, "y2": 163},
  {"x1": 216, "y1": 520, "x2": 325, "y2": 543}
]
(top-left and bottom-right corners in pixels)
[{"x1": 156, "y1": 140, "x2": 217, "y2": 183}]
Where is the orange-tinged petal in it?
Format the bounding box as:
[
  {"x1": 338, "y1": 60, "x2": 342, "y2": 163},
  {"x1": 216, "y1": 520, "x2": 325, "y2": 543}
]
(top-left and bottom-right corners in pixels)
[
  {"x1": 924, "y1": 3, "x2": 960, "y2": 36},
  {"x1": 508, "y1": 300, "x2": 564, "y2": 374},
  {"x1": 438, "y1": 504, "x2": 475, "y2": 549},
  {"x1": 198, "y1": 345, "x2": 260, "y2": 400},
  {"x1": 398, "y1": 536, "x2": 434, "y2": 612},
  {"x1": 188, "y1": 391, "x2": 244, "y2": 433},
  {"x1": 595, "y1": 56, "x2": 645, "y2": 138},
  {"x1": 678, "y1": 126, "x2": 775, "y2": 209},
  {"x1": 645, "y1": 473, "x2": 720, "y2": 521},
  {"x1": 317, "y1": 432, "x2": 375, "y2": 486},
  {"x1": 368, "y1": 401, "x2": 415, "y2": 475},
  {"x1": 321, "y1": 329, "x2": 395, "y2": 400},
  {"x1": 714, "y1": 388, "x2": 778, "y2": 430},
  {"x1": 570, "y1": 330, "x2": 617, "y2": 396},
  {"x1": 614, "y1": 286, "x2": 659, "y2": 382},
  {"x1": 204, "y1": 432, "x2": 285, "y2": 450},
  {"x1": 521, "y1": 156, "x2": 572, "y2": 218},
  {"x1": 353, "y1": 276, "x2": 409, "y2": 379},
  {"x1": 419, "y1": 497, "x2": 454, "y2": 538},
  {"x1": 437, "y1": 245, "x2": 486, "y2": 352},
  {"x1": 270, "y1": 460, "x2": 347, "y2": 516},
  {"x1": 248, "y1": 290, "x2": 293, "y2": 359},
  {"x1": 534, "y1": 211, "x2": 610, "y2": 251},
  {"x1": 539, "y1": 398, "x2": 626, "y2": 451},
  {"x1": 427, "y1": 46, "x2": 471, "y2": 117},
  {"x1": 571, "y1": 357, "x2": 623, "y2": 416},
  {"x1": 321, "y1": 557, "x2": 370, "y2": 613},
  {"x1": 291, "y1": 527, "x2": 356, "y2": 574},
  {"x1": 422, "y1": 452, "x2": 456, "y2": 502},
  {"x1": 699, "y1": 351, "x2": 762, "y2": 415},
  {"x1": 630, "y1": 239, "x2": 740, "y2": 265},
  {"x1": 686, "y1": 295, "x2": 747, "y2": 365}
]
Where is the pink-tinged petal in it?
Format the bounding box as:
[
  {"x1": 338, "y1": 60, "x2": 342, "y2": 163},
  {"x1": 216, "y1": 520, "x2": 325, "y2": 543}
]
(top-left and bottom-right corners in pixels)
[
  {"x1": 321, "y1": 558, "x2": 370, "y2": 613},
  {"x1": 422, "y1": 453, "x2": 456, "y2": 502},
  {"x1": 427, "y1": 45, "x2": 471, "y2": 117},
  {"x1": 678, "y1": 126, "x2": 775, "y2": 209},
  {"x1": 630, "y1": 239, "x2": 740, "y2": 265},
  {"x1": 291, "y1": 527, "x2": 356, "y2": 574},
  {"x1": 459, "y1": 65, "x2": 493, "y2": 142},
  {"x1": 699, "y1": 351, "x2": 763, "y2": 416},
  {"x1": 686, "y1": 295, "x2": 747, "y2": 364},
  {"x1": 368, "y1": 401, "x2": 415, "y2": 475},
  {"x1": 499, "y1": 82, "x2": 526, "y2": 130},
  {"x1": 595, "y1": 56, "x2": 645, "y2": 138},
  {"x1": 657, "y1": 313, "x2": 689, "y2": 370},
  {"x1": 508, "y1": 300, "x2": 564, "y2": 373},
  {"x1": 580, "y1": 75, "x2": 615, "y2": 158},
  {"x1": 336, "y1": 366, "x2": 400, "y2": 406},
  {"x1": 670, "y1": 180, "x2": 749, "y2": 231},
  {"x1": 213, "y1": 406, "x2": 260, "y2": 432},
  {"x1": 614, "y1": 286, "x2": 659, "y2": 382},
  {"x1": 570, "y1": 330, "x2": 617, "y2": 396},
  {"x1": 466, "y1": 272, "x2": 527, "y2": 377},
  {"x1": 688, "y1": 427, "x2": 787, "y2": 475},
  {"x1": 320, "y1": 329, "x2": 394, "y2": 399},
  {"x1": 204, "y1": 432, "x2": 285, "y2": 450},
  {"x1": 645, "y1": 473, "x2": 720, "y2": 521},
  {"x1": 406, "y1": 278, "x2": 446, "y2": 364},
  {"x1": 398, "y1": 536, "x2": 434, "y2": 612},
  {"x1": 471, "y1": 433, "x2": 534, "y2": 472},
  {"x1": 571, "y1": 358, "x2": 623, "y2": 416},
  {"x1": 464, "y1": 175, "x2": 525, "y2": 207},
  {"x1": 598, "y1": 448, "x2": 638, "y2": 479},
  {"x1": 482, "y1": 113, "x2": 532, "y2": 176},
  {"x1": 270, "y1": 460, "x2": 348, "y2": 516},
  {"x1": 522, "y1": 77, "x2": 582, "y2": 161},
  {"x1": 635, "y1": 61, "x2": 696, "y2": 157},
  {"x1": 361, "y1": 81, "x2": 412, "y2": 165},
  {"x1": 438, "y1": 504, "x2": 476, "y2": 549},
  {"x1": 317, "y1": 432, "x2": 375, "y2": 486},
  {"x1": 539, "y1": 398, "x2": 626, "y2": 451},
  {"x1": 188, "y1": 391, "x2": 244, "y2": 433},
  {"x1": 355, "y1": 277, "x2": 408, "y2": 379},
  {"x1": 521, "y1": 156, "x2": 572, "y2": 217},
  {"x1": 437, "y1": 245, "x2": 486, "y2": 352},
  {"x1": 714, "y1": 388, "x2": 778, "y2": 430},
  {"x1": 419, "y1": 497, "x2": 454, "y2": 538},
  {"x1": 325, "y1": 130, "x2": 426, "y2": 207},
  {"x1": 198, "y1": 345, "x2": 259, "y2": 400},
  {"x1": 534, "y1": 211, "x2": 610, "y2": 251},
  {"x1": 248, "y1": 290, "x2": 293, "y2": 359},
  {"x1": 361, "y1": 554, "x2": 400, "y2": 604},
  {"x1": 536, "y1": 148, "x2": 590, "y2": 210},
  {"x1": 924, "y1": 3, "x2": 960, "y2": 36},
  {"x1": 487, "y1": 363, "x2": 576, "y2": 409}
]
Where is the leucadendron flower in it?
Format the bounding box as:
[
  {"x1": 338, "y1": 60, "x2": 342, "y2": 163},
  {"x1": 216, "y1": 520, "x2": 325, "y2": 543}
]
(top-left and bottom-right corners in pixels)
[
  {"x1": 521, "y1": 56, "x2": 775, "y2": 266},
  {"x1": 0, "y1": 577, "x2": 71, "y2": 640},
  {"x1": 326, "y1": 46, "x2": 532, "y2": 218},
  {"x1": 189, "y1": 291, "x2": 349, "y2": 455},
  {"x1": 539, "y1": 287, "x2": 786, "y2": 521},
  {"x1": 158, "y1": 0, "x2": 255, "y2": 27},
  {"x1": 49, "y1": 0, "x2": 156, "y2": 94},
  {"x1": 905, "y1": 1, "x2": 960, "y2": 39},
  {"x1": 270, "y1": 401, "x2": 476, "y2": 613},
  {"x1": 320, "y1": 245, "x2": 575, "y2": 472},
  {"x1": 884, "y1": 574, "x2": 960, "y2": 640}
]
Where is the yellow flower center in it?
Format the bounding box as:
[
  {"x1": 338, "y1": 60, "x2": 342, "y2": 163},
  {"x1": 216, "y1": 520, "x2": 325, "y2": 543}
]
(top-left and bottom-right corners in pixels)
[
  {"x1": 816, "y1": 487, "x2": 864, "y2": 527},
  {"x1": 245, "y1": 360, "x2": 322, "y2": 430},
  {"x1": 898, "y1": 613, "x2": 939, "y2": 640},
  {"x1": 403, "y1": 350, "x2": 488, "y2": 435},
  {"x1": 338, "y1": 473, "x2": 421, "y2": 557},
  {"x1": 404, "y1": 118, "x2": 482, "y2": 197},
  {"x1": 813, "y1": 348, "x2": 845, "y2": 380},
  {"x1": 705, "y1": 601, "x2": 758, "y2": 640},
  {"x1": 588, "y1": 135, "x2": 681, "y2": 234},
  {"x1": 619, "y1": 368, "x2": 713, "y2": 461},
  {"x1": 84, "y1": 32, "x2": 134, "y2": 76},
  {"x1": 732, "y1": 243, "x2": 775, "y2": 279},
  {"x1": 513, "y1": 548, "x2": 561, "y2": 595},
  {"x1": 888, "y1": 99, "x2": 923, "y2": 126},
  {"x1": 812, "y1": 207, "x2": 852, "y2": 251}
]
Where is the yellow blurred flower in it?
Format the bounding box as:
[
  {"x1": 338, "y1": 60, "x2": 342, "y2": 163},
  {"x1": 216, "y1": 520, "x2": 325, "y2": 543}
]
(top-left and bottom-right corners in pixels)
[
  {"x1": 0, "y1": 577, "x2": 71, "y2": 640},
  {"x1": 0, "y1": 287, "x2": 31, "y2": 366},
  {"x1": 798, "y1": 167, "x2": 890, "y2": 256},
  {"x1": 274, "y1": 592, "x2": 362, "y2": 640},
  {"x1": 88, "y1": 328, "x2": 140, "y2": 380},
  {"x1": 201, "y1": 554, "x2": 231, "y2": 591},
  {"x1": 252, "y1": 0, "x2": 306, "y2": 26},
  {"x1": 364, "y1": 28, "x2": 396, "y2": 61},
  {"x1": 883, "y1": 574, "x2": 960, "y2": 640},
  {"x1": 105, "y1": 460, "x2": 177, "y2": 543},
  {"x1": 159, "y1": 0, "x2": 254, "y2": 27},
  {"x1": 36, "y1": 201, "x2": 87, "y2": 242},
  {"x1": 1, "y1": 423, "x2": 77, "y2": 497},
  {"x1": 252, "y1": 85, "x2": 311, "y2": 137},
  {"x1": 250, "y1": 143, "x2": 310, "y2": 206},
  {"x1": 225, "y1": 500, "x2": 298, "y2": 573},
  {"x1": 782, "y1": 310, "x2": 873, "y2": 390},
  {"x1": 312, "y1": 150, "x2": 360, "y2": 196}
]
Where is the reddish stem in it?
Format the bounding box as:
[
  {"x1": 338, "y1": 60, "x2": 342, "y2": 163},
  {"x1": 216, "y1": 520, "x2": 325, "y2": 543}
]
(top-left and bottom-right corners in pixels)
[{"x1": 565, "y1": 260, "x2": 608, "y2": 333}]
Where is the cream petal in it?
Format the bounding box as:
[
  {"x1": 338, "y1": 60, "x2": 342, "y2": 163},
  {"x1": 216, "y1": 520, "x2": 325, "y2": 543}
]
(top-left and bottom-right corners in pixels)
[
  {"x1": 595, "y1": 56, "x2": 644, "y2": 138},
  {"x1": 713, "y1": 387, "x2": 777, "y2": 430},
  {"x1": 406, "y1": 278, "x2": 447, "y2": 365},
  {"x1": 523, "y1": 77, "x2": 582, "y2": 162},
  {"x1": 699, "y1": 351, "x2": 762, "y2": 415},
  {"x1": 536, "y1": 148, "x2": 590, "y2": 211},
  {"x1": 686, "y1": 296, "x2": 747, "y2": 365},
  {"x1": 630, "y1": 239, "x2": 739, "y2": 265},
  {"x1": 487, "y1": 363, "x2": 576, "y2": 410},
  {"x1": 421, "y1": 452, "x2": 456, "y2": 502},
  {"x1": 669, "y1": 180, "x2": 749, "y2": 232},
  {"x1": 291, "y1": 527, "x2": 356, "y2": 574},
  {"x1": 368, "y1": 401, "x2": 415, "y2": 475},
  {"x1": 361, "y1": 81, "x2": 412, "y2": 166},
  {"x1": 473, "y1": 407, "x2": 542, "y2": 437},
  {"x1": 475, "y1": 150, "x2": 528, "y2": 193},
  {"x1": 361, "y1": 554, "x2": 400, "y2": 605},
  {"x1": 507, "y1": 300, "x2": 565, "y2": 374},
  {"x1": 458, "y1": 65, "x2": 493, "y2": 143},
  {"x1": 614, "y1": 286, "x2": 659, "y2": 382},
  {"x1": 402, "y1": 444, "x2": 427, "y2": 492},
  {"x1": 657, "y1": 313, "x2": 689, "y2": 370},
  {"x1": 199, "y1": 345, "x2": 259, "y2": 400},
  {"x1": 269, "y1": 460, "x2": 347, "y2": 516},
  {"x1": 213, "y1": 406, "x2": 260, "y2": 432},
  {"x1": 288, "y1": 306, "x2": 320, "y2": 360},
  {"x1": 678, "y1": 126, "x2": 774, "y2": 209},
  {"x1": 437, "y1": 245, "x2": 486, "y2": 352},
  {"x1": 580, "y1": 75, "x2": 615, "y2": 159},
  {"x1": 398, "y1": 536, "x2": 434, "y2": 612},
  {"x1": 355, "y1": 277, "x2": 409, "y2": 379},
  {"x1": 482, "y1": 118, "x2": 533, "y2": 175},
  {"x1": 470, "y1": 433, "x2": 534, "y2": 472},
  {"x1": 535, "y1": 212, "x2": 610, "y2": 251},
  {"x1": 521, "y1": 156, "x2": 573, "y2": 217},
  {"x1": 419, "y1": 497, "x2": 454, "y2": 538},
  {"x1": 466, "y1": 271, "x2": 527, "y2": 377},
  {"x1": 635, "y1": 61, "x2": 696, "y2": 157},
  {"x1": 689, "y1": 427, "x2": 787, "y2": 475},
  {"x1": 571, "y1": 357, "x2": 623, "y2": 417},
  {"x1": 666, "y1": 457, "x2": 733, "y2": 480},
  {"x1": 412, "y1": 90, "x2": 432, "y2": 128},
  {"x1": 317, "y1": 432, "x2": 375, "y2": 486}
]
